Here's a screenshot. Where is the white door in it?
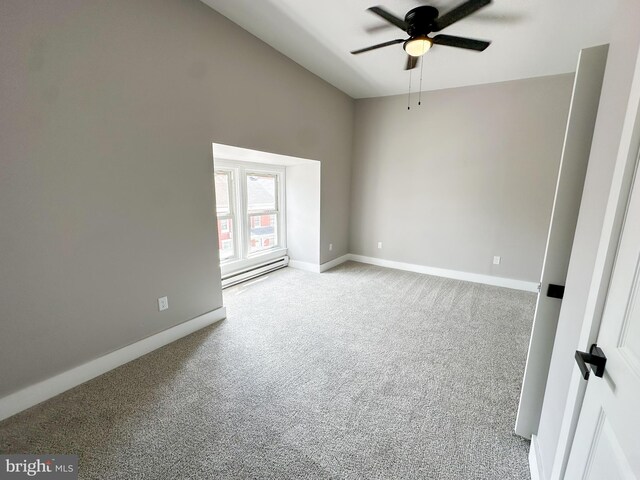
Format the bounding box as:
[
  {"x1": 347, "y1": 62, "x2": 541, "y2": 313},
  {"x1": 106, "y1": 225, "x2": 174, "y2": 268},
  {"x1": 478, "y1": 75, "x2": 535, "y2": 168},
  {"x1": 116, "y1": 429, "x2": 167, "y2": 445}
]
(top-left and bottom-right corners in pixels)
[
  {"x1": 564, "y1": 157, "x2": 640, "y2": 478},
  {"x1": 516, "y1": 44, "x2": 609, "y2": 438}
]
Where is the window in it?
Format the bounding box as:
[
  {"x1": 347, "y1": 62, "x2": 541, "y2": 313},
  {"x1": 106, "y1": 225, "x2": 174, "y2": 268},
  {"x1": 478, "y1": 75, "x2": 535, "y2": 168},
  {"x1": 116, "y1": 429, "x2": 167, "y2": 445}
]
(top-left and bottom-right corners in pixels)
[
  {"x1": 214, "y1": 161, "x2": 286, "y2": 273},
  {"x1": 215, "y1": 170, "x2": 236, "y2": 262},
  {"x1": 246, "y1": 173, "x2": 279, "y2": 255}
]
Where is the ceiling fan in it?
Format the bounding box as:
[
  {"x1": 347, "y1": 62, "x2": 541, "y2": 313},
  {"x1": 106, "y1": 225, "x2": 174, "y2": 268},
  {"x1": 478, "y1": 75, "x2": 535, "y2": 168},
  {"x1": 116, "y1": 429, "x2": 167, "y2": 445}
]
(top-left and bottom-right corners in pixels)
[{"x1": 351, "y1": 0, "x2": 493, "y2": 70}]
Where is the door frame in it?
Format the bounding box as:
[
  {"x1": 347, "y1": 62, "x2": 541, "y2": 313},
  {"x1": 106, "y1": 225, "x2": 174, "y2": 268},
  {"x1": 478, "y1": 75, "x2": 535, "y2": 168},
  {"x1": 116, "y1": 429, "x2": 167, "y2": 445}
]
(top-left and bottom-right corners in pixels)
[{"x1": 548, "y1": 46, "x2": 640, "y2": 480}]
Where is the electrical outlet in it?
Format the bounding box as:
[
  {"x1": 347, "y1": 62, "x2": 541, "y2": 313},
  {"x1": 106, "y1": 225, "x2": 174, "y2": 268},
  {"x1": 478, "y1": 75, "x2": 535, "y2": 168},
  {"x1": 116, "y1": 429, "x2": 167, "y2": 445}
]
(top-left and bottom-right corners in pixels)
[
  {"x1": 329, "y1": 243, "x2": 333, "y2": 251},
  {"x1": 158, "y1": 296, "x2": 169, "y2": 311},
  {"x1": 493, "y1": 256, "x2": 501, "y2": 265},
  {"x1": 378, "y1": 242, "x2": 383, "y2": 249}
]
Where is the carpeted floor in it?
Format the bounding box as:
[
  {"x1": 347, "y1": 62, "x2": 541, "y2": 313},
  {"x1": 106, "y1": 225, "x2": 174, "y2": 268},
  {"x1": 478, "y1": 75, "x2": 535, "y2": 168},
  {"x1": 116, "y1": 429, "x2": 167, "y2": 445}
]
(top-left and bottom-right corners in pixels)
[{"x1": 0, "y1": 262, "x2": 534, "y2": 479}]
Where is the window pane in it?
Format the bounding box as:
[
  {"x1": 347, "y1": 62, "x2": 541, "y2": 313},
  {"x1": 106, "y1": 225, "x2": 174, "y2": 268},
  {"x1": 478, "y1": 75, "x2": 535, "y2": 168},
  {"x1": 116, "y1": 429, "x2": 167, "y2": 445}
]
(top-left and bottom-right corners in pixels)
[
  {"x1": 249, "y1": 214, "x2": 277, "y2": 254},
  {"x1": 218, "y1": 218, "x2": 234, "y2": 261},
  {"x1": 247, "y1": 174, "x2": 276, "y2": 212},
  {"x1": 215, "y1": 171, "x2": 231, "y2": 215}
]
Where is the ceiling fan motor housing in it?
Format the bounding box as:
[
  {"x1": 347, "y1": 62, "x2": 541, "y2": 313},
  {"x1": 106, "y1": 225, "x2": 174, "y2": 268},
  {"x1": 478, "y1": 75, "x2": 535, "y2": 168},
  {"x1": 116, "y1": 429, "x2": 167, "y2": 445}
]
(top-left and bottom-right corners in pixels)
[{"x1": 405, "y1": 6, "x2": 439, "y2": 36}]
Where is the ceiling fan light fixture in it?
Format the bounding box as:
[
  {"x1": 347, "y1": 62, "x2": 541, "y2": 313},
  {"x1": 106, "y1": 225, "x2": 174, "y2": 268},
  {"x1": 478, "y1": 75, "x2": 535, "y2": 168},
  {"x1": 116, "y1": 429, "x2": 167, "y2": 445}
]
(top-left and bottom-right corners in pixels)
[{"x1": 404, "y1": 37, "x2": 432, "y2": 57}]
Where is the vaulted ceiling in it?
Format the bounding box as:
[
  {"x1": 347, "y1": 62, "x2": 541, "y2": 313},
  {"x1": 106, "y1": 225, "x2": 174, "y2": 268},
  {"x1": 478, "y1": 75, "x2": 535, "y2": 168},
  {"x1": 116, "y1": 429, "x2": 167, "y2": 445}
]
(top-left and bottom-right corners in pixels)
[{"x1": 201, "y1": 0, "x2": 616, "y2": 99}]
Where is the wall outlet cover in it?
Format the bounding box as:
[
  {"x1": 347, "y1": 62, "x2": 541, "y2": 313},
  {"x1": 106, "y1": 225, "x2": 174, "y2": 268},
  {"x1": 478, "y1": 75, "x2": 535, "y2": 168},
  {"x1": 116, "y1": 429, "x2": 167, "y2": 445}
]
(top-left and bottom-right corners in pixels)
[
  {"x1": 378, "y1": 242, "x2": 383, "y2": 249},
  {"x1": 493, "y1": 256, "x2": 501, "y2": 265},
  {"x1": 158, "y1": 296, "x2": 169, "y2": 311}
]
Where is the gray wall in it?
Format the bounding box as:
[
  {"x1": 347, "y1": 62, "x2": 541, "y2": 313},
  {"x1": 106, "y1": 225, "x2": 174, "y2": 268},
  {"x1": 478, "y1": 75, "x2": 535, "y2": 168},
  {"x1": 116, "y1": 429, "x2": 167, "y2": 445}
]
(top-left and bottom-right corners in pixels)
[
  {"x1": 0, "y1": 0, "x2": 353, "y2": 397},
  {"x1": 349, "y1": 75, "x2": 574, "y2": 282}
]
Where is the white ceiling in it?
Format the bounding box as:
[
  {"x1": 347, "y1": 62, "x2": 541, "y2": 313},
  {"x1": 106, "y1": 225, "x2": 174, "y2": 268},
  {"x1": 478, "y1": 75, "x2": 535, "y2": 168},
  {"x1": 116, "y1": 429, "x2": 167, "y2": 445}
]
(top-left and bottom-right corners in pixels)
[{"x1": 201, "y1": 0, "x2": 617, "y2": 99}]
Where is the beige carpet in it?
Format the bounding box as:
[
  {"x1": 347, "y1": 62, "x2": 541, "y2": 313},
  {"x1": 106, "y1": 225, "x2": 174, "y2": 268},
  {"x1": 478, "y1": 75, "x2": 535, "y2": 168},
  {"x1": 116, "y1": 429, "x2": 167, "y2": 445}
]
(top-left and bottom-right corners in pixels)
[{"x1": 0, "y1": 261, "x2": 534, "y2": 479}]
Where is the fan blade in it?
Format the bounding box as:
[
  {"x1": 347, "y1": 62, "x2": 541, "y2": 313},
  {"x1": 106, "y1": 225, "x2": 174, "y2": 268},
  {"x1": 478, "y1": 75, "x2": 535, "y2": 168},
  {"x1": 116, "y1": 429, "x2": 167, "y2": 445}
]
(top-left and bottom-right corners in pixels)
[
  {"x1": 467, "y1": 12, "x2": 525, "y2": 24},
  {"x1": 351, "y1": 38, "x2": 405, "y2": 55},
  {"x1": 432, "y1": 34, "x2": 490, "y2": 51},
  {"x1": 433, "y1": 0, "x2": 492, "y2": 31},
  {"x1": 365, "y1": 23, "x2": 395, "y2": 34},
  {"x1": 368, "y1": 6, "x2": 409, "y2": 31},
  {"x1": 405, "y1": 55, "x2": 419, "y2": 70}
]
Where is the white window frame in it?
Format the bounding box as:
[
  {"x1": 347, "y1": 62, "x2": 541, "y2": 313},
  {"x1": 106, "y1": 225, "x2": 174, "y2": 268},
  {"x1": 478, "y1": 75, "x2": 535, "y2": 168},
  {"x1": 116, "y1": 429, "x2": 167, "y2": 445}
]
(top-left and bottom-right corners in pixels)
[
  {"x1": 214, "y1": 168, "x2": 238, "y2": 263},
  {"x1": 215, "y1": 160, "x2": 287, "y2": 277},
  {"x1": 245, "y1": 170, "x2": 282, "y2": 258}
]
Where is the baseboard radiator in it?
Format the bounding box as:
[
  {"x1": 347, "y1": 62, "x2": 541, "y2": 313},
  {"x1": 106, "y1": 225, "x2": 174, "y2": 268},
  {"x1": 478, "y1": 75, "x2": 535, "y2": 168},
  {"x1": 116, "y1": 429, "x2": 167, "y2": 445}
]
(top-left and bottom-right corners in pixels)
[{"x1": 221, "y1": 256, "x2": 289, "y2": 289}]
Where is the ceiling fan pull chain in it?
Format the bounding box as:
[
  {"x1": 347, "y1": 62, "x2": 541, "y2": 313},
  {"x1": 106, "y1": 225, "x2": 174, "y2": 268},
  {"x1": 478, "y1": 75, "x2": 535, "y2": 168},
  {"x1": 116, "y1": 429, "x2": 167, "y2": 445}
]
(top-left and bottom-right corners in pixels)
[
  {"x1": 418, "y1": 59, "x2": 424, "y2": 106},
  {"x1": 407, "y1": 69, "x2": 413, "y2": 110}
]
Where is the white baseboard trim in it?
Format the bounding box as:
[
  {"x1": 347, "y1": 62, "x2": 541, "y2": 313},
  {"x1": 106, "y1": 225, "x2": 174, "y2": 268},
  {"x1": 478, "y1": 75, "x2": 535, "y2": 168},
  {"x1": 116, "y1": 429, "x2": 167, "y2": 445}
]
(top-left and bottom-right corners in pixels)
[
  {"x1": 0, "y1": 306, "x2": 227, "y2": 422},
  {"x1": 529, "y1": 435, "x2": 545, "y2": 480},
  {"x1": 289, "y1": 254, "x2": 351, "y2": 274},
  {"x1": 319, "y1": 254, "x2": 350, "y2": 272},
  {"x1": 349, "y1": 254, "x2": 540, "y2": 292},
  {"x1": 288, "y1": 260, "x2": 320, "y2": 273}
]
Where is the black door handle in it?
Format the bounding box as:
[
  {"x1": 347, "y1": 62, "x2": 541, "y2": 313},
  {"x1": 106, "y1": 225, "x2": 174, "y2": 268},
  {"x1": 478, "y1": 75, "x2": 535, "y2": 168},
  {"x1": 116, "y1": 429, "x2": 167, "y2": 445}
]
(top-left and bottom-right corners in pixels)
[{"x1": 575, "y1": 344, "x2": 607, "y2": 380}]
